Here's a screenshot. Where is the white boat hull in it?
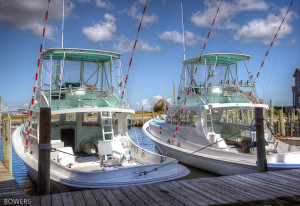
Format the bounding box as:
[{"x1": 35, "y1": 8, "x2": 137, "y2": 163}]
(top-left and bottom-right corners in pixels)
[{"x1": 12, "y1": 126, "x2": 189, "y2": 188}]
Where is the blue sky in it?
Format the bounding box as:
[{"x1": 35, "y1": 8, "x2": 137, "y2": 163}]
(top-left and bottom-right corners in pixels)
[{"x1": 0, "y1": 0, "x2": 299, "y2": 112}]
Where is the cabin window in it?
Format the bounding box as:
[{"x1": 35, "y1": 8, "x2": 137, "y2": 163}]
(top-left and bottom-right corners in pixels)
[
  {"x1": 51, "y1": 114, "x2": 60, "y2": 122},
  {"x1": 66, "y1": 113, "x2": 76, "y2": 121}
]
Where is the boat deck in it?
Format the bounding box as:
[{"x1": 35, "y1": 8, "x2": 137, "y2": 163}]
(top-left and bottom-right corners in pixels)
[
  {"x1": 0, "y1": 162, "x2": 28, "y2": 205},
  {"x1": 30, "y1": 168, "x2": 300, "y2": 205}
]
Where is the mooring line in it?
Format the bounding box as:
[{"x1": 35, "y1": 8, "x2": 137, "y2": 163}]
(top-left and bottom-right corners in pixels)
[
  {"x1": 25, "y1": 0, "x2": 51, "y2": 146},
  {"x1": 172, "y1": 0, "x2": 223, "y2": 141}
]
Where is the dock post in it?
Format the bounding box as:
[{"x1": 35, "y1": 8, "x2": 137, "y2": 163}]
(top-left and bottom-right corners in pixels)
[
  {"x1": 291, "y1": 108, "x2": 295, "y2": 137},
  {"x1": 152, "y1": 108, "x2": 154, "y2": 119},
  {"x1": 142, "y1": 106, "x2": 144, "y2": 125},
  {"x1": 270, "y1": 99, "x2": 274, "y2": 133},
  {"x1": 2, "y1": 113, "x2": 12, "y2": 175},
  {"x1": 134, "y1": 114, "x2": 136, "y2": 127},
  {"x1": 37, "y1": 107, "x2": 51, "y2": 195},
  {"x1": 279, "y1": 109, "x2": 285, "y2": 136},
  {"x1": 255, "y1": 107, "x2": 268, "y2": 172},
  {"x1": 163, "y1": 100, "x2": 166, "y2": 115}
]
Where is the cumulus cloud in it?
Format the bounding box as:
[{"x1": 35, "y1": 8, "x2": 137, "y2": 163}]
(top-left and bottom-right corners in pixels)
[
  {"x1": 121, "y1": 0, "x2": 158, "y2": 26},
  {"x1": 111, "y1": 36, "x2": 161, "y2": 53},
  {"x1": 159, "y1": 30, "x2": 204, "y2": 47},
  {"x1": 0, "y1": 0, "x2": 74, "y2": 40},
  {"x1": 191, "y1": 0, "x2": 268, "y2": 29},
  {"x1": 82, "y1": 13, "x2": 116, "y2": 42},
  {"x1": 135, "y1": 95, "x2": 171, "y2": 111},
  {"x1": 234, "y1": 8, "x2": 298, "y2": 44},
  {"x1": 95, "y1": 0, "x2": 113, "y2": 9}
]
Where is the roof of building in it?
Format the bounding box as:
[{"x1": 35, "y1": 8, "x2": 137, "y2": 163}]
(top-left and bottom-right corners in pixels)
[{"x1": 293, "y1": 68, "x2": 300, "y2": 77}]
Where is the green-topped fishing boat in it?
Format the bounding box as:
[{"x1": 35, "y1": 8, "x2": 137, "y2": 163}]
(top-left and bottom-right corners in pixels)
[
  {"x1": 143, "y1": 53, "x2": 300, "y2": 175},
  {"x1": 12, "y1": 48, "x2": 189, "y2": 189}
]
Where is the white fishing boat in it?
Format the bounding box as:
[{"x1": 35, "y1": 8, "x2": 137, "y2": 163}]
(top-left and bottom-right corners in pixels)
[
  {"x1": 143, "y1": 53, "x2": 300, "y2": 175},
  {"x1": 12, "y1": 48, "x2": 189, "y2": 188}
]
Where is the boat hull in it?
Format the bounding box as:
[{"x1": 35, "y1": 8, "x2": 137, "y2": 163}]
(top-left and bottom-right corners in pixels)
[
  {"x1": 12, "y1": 126, "x2": 189, "y2": 189},
  {"x1": 143, "y1": 121, "x2": 299, "y2": 176}
]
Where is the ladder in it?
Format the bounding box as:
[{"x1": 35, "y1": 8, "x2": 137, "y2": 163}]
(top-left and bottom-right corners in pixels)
[
  {"x1": 49, "y1": 53, "x2": 65, "y2": 107},
  {"x1": 100, "y1": 111, "x2": 114, "y2": 141},
  {"x1": 111, "y1": 56, "x2": 127, "y2": 105}
]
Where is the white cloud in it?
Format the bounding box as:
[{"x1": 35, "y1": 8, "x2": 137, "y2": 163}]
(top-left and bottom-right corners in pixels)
[
  {"x1": 234, "y1": 8, "x2": 298, "y2": 44},
  {"x1": 191, "y1": 0, "x2": 268, "y2": 29},
  {"x1": 0, "y1": 0, "x2": 74, "y2": 40},
  {"x1": 82, "y1": 13, "x2": 116, "y2": 42},
  {"x1": 111, "y1": 36, "x2": 161, "y2": 53},
  {"x1": 95, "y1": 0, "x2": 113, "y2": 9},
  {"x1": 121, "y1": 0, "x2": 158, "y2": 26},
  {"x1": 159, "y1": 30, "x2": 204, "y2": 47}
]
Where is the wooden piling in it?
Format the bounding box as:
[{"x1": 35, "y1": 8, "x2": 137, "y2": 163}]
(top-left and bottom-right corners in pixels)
[
  {"x1": 255, "y1": 107, "x2": 268, "y2": 172},
  {"x1": 152, "y1": 108, "x2": 154, "y2": 119},
  {"x1": 279, "y1": 109, "x2": 285, "y2": 136},
  {"x1": 1, "y1": 113, "x2": 12, "y2": 175},
  {"x1": 270, "y1": 99, "x2": 274, "y2": 133},
  {"x1": 37, "y1": 107, "x2": 51, "y2": 196},
  {"x1": 134, "y1": 114, "x2": 136, "y2": 127},
  {"x1": 142, "y1": 106, "x2": 144, "y2": 125},
  {"x1": 163, "y1": 100, "x2": 166, "y2": 115},
  {"x1": 291, "y1": 108, "x2": 295, "y2": 137}
]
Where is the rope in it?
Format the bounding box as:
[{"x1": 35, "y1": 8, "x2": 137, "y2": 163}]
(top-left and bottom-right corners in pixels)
[
  {"x1": 172, "y1": 0, "x2": 223, "y2": 141},
  {"x1": 25, "y1": 0, "x2": 51, "y2": 146},
  {"x1": 120, "y1": 0, "x2": 148, "y2": 101}
]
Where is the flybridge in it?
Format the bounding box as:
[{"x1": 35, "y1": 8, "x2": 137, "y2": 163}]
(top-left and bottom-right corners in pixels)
[
  {"x1": 178, "y1": 53, "x2": 258, "y2": 105},
  {"x1": 36, "y1": 48, "x2": 127, "y2": 110}
]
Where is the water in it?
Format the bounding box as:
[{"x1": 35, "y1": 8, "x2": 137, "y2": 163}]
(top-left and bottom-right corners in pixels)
[{"x1": 0, "y1": 127, "x2": 217, "y2": 196}]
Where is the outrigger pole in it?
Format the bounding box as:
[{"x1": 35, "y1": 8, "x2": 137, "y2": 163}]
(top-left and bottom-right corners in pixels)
[
  {"x1": 240, "y1": 0, "x2": 294, "y2": 123},
  {"x1": 172, "y1": 0, "x2": 224, "y2": 141},
  {"x1": 25, "y1": 0, "x2": 51, "y2": 146},
  {"x1": 121, "y1": 0, "x2": 148, "y2": 101}
]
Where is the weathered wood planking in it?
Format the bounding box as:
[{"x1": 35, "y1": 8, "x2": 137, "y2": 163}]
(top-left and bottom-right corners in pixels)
[
  {"x1": 27, "y1": 168, "x2": 300, "y2": 206},
  {"x1": 0, "y1": 162, "x2": 28, "y2": 205}
]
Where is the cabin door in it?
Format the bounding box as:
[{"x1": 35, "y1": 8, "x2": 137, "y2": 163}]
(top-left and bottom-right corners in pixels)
[{"x1": 61, "y1": 129, "x2": 75, "y2": 151}]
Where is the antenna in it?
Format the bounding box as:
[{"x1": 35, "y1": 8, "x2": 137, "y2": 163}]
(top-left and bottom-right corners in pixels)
[
  {"x1": 181, "y1": 2, "x2": 186, "y2": 61},
  {"x1": 62, "y1": 0, "x2": 65, "y2": 48}
]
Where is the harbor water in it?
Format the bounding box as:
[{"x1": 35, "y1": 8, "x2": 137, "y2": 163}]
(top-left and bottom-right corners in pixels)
[{"x1": 0, "y1": 127, "x2": 217, "y2": 196}]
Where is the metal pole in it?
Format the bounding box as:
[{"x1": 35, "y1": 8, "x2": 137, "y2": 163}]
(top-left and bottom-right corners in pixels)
[
  {"x1": 37, "y1": 107, "x2": 51, "y2": 195},
  {"x1": 2, "y1": 113, "x2": 12, "y2": 175},
  {"x1": 291, "y1": 108, "x2": 295, "y2": 137},
  {"x1": 270, "y1": 99, "x2": 274, "y2": 133},
  {"x1": 255, "y1": 107, "x2": 268, "y2": 172},
  {"x1": 142, "y1": 106, "x2": 144, "y2": 125},
  {"x1": 173, "y1": 82, "x2": 176, "y2": 105},
  {"x1": 279, "y1": 109, "x2": 285, "y2": 136}
]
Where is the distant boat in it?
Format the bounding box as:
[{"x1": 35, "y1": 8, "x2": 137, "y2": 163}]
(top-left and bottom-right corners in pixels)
[
  {"x1": 143, "y1": 53, "x2": 300, "y2": 175},
  {"x1": 12, "y1": 48, "x2": 189, "y2": 188}
]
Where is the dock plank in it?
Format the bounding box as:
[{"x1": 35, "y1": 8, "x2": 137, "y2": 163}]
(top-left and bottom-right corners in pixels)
[
  {"x1": 119, "y1": 186, "x2": 148, "y2": 206},
  {"x1": 71, "y1": 191, "x2": 87, "y2": 206},
  {"x1": 91, "y1": 189, "x2": 111, "y2": 206},
  {"x1": 81, "y1": 190, "x2": 99, "y2": 206},
  {"x1": 110, "y1": 187, "x2": 135, "y2": 206},
  {"x1": 61, "y1": 192, "x2": 75, "y2": 206},
  {"x1": 41, "y1": 194, "x2": 51, "y2": 206},
  {"x1": 136, "y1": 184, "x2": 171, "y2": 206},
  {"x1": 102, "y1": 188, "x2": 122, "y2": 206},
  {"x1": 127, "y1": 185, "x2": 160, "y2": 206},
  {"x1": 51, "y1": 193, "x2": 63, "y2": 206}
]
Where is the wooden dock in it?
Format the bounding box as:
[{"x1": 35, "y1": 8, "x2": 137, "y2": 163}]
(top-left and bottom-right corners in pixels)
[
  {"x1": 29, "y1": 168, "x2": 300, "y2": 206},
  {"x1": 0, "y1": 162, "x2": 28, "y2": 205}
]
